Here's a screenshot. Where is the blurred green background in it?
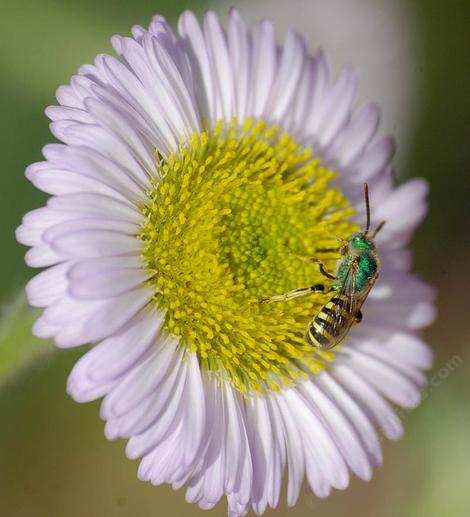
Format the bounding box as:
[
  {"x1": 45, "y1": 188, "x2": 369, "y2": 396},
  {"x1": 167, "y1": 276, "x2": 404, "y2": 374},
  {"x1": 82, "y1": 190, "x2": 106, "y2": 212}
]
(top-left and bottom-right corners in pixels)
[{"x1": 0, "y1": 0, "x2": 469, "y2": 516}]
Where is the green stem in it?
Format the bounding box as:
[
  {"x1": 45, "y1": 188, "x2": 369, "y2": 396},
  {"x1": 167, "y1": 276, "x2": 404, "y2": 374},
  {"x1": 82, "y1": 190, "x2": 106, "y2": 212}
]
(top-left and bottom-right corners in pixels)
[{"x1": 0, "y1": 293, "x2": 55, "y2": 388}]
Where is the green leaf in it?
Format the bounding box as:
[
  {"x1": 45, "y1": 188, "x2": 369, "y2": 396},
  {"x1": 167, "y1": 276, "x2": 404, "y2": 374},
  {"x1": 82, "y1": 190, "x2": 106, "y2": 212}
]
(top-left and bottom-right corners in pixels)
[{"x1": 0, "y1": 293, "x2": 55, "y2": 388}]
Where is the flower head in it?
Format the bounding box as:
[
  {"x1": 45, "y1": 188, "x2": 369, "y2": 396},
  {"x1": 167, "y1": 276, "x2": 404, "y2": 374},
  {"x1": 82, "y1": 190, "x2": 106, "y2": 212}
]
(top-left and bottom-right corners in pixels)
[{"x1": 17, "y1": 9, "x2": 435, "y2": 516}]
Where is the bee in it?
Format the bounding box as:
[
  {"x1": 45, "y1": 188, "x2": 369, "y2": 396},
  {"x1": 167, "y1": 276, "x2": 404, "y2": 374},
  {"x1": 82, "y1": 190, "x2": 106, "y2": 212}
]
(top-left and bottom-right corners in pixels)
[{"x1": 262, "y1": 183, "x2": 385, "y2": 351}]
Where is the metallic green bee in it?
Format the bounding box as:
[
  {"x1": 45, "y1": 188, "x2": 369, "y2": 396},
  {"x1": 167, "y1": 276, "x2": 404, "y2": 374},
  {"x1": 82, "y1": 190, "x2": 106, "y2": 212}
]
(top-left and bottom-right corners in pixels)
[{"x1": 263, "y1": 183, "x2": 385, "y2": 351}]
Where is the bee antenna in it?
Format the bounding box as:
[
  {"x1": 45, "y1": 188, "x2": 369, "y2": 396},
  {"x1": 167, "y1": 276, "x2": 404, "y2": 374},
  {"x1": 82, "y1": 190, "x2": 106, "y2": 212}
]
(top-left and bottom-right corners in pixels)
[
  {"x1": 371, "y1": 220, "x2": 386, "y2": 238},
  {"x1": 364, "y1": 183, "x2": 371, "y2": 235}
]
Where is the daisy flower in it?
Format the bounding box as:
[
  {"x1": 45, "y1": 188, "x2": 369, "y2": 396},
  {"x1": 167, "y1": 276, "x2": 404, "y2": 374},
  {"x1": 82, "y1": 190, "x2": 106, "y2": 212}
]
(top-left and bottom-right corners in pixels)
[{"x1": 16, "y1": 9, "x2": 435, "y2": 516}]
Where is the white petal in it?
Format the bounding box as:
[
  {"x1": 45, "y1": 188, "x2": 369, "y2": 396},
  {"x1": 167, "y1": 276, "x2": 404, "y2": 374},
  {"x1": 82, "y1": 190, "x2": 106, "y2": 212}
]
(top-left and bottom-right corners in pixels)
[
  {"x1": 17, "y1": 205, "x2": 74, "y2": 246},
  {"x1": 107, "y1": 355, "x2": 185, "y2": 441},
  {"x1": 42, "y1": 143, "x2": 145, "y2": 201},
  {"x1": 327, "y1": 102, "x2": 380, "y2": 167},
  {"x1": 316, "y1": 67, "x2": 357, "y2": 147},
  {"x1": 45, "y1": 105, "x2": 93, "y2": 124},
  {"x1": 345, "y1": 348, "x2": 422, "y2": 408},
  {"x1": 101, "y1": 53, "x2": 179, "y2": 150},
  {"x1": 374, "y1": 178, "x2": 429, "y2": 238},
  {"x1": 304, "y1": 49, "x2": 330, "y2": 138},
  {"x1": 178, "y1": 10, "x2": 216, "y2": 121},
  {"x1": 250, "y1": 20, "x2": 276, "y2": 118},
  {"x1": 265, "y1": 394, "x2": 286, "y2": 509},
  {"x1": 180, "y1": 354, "x2": 207, "y2": 468},
  {"x1": 26, "y1": 161, "x2": 127, "y2": 198},
  {"x1": 84, "y1": 96, "x2": 161, "y2": 168},
  {"x1": 44, "y1": 217, "x2": 138, "y2": 243},
  {"x1": 350, "y1": 136, "x2": 396, "y2": 181},
  {"x1": 83, "y1": 286, "x2": 153, "y2": 342},
  {"x1": 47, "y1": 192, "x2": 142, "y2": 222},
  {"x1": 67, "y1": 308, "x2": 164, "y2": 402},
  {"x1": 101, "y1": 333, "x2": 179, "y2": 419},
  {"x1": 60, "y1": 123, "x2": 152, "y2": 185},
  {"x1": 135, "y1": 34, "x2": 200, "y2": 136},
  {"x1": 25, "y1": 244, "x2": 64, "y2": 268},
  {"x1": 227, "y1": 9, "x2": 252, "y2": 121},
  {"x1": 204, "y1": 11, "x2": 235, "y2": 120},
  {"x1": 26, "y1": 262, "x2": 70, "y2": 307},
  {"x1": 273, "y1": 392, "x2": 305, "y2": 505},
  {"x1": 333, "y1": 364, "x2": 403, "y2": 440},
  {"x1": 67, "y1": 255, "x2": 141, "y2": 277},
  {"x1": 68, "y1": 267, "x2": 147, "y2": 300},
  {"x1": 50, "y1": 229, "x2": 141, "y2": 258},
  {"x1": 246, "y1": 396, "x2": 272, "y2": 514},
  {"x1": 32, "y1": 316, "x2": 61, "y2": 339},
  {"x1": 125, "y1": 348, "x2": 188, "y2": 459},
  {"x1": 316, "y1": 373, "x2": 382, "y2": 467},
  {"x1": 266, "y1": 31, "x2": 306, "y2": 123},
  {"x1": 300, "y1": 380, "x2": 373, "y2": 481}
]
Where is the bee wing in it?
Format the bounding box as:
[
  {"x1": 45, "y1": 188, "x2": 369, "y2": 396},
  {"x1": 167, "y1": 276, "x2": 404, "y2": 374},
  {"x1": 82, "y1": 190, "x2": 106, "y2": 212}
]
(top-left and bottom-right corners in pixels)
[
  {"x1": 344, "y1": 260, "x2": 374, "y2": 318},
  {"x1": 322, "y1": 261, "x2": 366, "y2": 348},
  {"x1": 348, "y1": 267, "x2": 362, "y2": 321}
]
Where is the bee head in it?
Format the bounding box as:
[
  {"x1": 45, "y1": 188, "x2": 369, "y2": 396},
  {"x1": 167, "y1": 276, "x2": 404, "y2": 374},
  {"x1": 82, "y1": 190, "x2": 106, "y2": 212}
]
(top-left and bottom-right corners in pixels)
[{"x1": 350, "y1": 233, "x2": 375, "y2": 251}]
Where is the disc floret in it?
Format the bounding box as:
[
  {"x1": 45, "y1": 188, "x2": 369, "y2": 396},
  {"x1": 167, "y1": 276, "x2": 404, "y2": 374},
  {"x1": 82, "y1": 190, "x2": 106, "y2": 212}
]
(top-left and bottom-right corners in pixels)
[{"x1": 139, "y1": 119, "x2": 357, "y2": 393}]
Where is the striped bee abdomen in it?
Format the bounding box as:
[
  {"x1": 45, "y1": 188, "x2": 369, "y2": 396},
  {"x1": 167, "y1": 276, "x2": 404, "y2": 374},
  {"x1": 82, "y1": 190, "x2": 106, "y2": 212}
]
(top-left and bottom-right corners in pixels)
[{"x1": 306, "y1": 293, "x2": 351, "y2": 350}]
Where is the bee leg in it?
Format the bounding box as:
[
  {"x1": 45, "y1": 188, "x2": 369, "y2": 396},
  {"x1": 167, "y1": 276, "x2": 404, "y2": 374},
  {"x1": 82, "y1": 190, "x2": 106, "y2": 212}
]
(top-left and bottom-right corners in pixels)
[
  {"x1": 261, "y1": 283, "x2": 326, "y2": 303},
  {"x1": 316, "y1": 237, "x2": 348, "y2": 255},
  {"x1": 315, "y1": 247, "x2": 340, "y2": 253},
  {"x1": 354, "y1": 310, "x2": 363, "y2": 324},
  {"x1": 283, "y1": 244, "x2": 314, "y2": 264},
  {"x1": 315, "y1": 260, "x2": 337, "y2": 280}
]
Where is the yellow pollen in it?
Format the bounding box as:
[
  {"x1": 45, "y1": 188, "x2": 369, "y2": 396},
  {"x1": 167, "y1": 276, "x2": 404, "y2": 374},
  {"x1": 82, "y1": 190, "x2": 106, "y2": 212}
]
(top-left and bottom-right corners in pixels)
[{"x1": 139, "y1": 119, "x2": 357, "y2": 394}]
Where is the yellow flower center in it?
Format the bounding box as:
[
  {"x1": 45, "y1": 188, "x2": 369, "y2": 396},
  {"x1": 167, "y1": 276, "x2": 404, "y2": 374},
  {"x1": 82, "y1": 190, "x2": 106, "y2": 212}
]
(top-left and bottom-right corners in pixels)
[{"x1": 139, "y1": 119, "x2": 357, "y2": 394}]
